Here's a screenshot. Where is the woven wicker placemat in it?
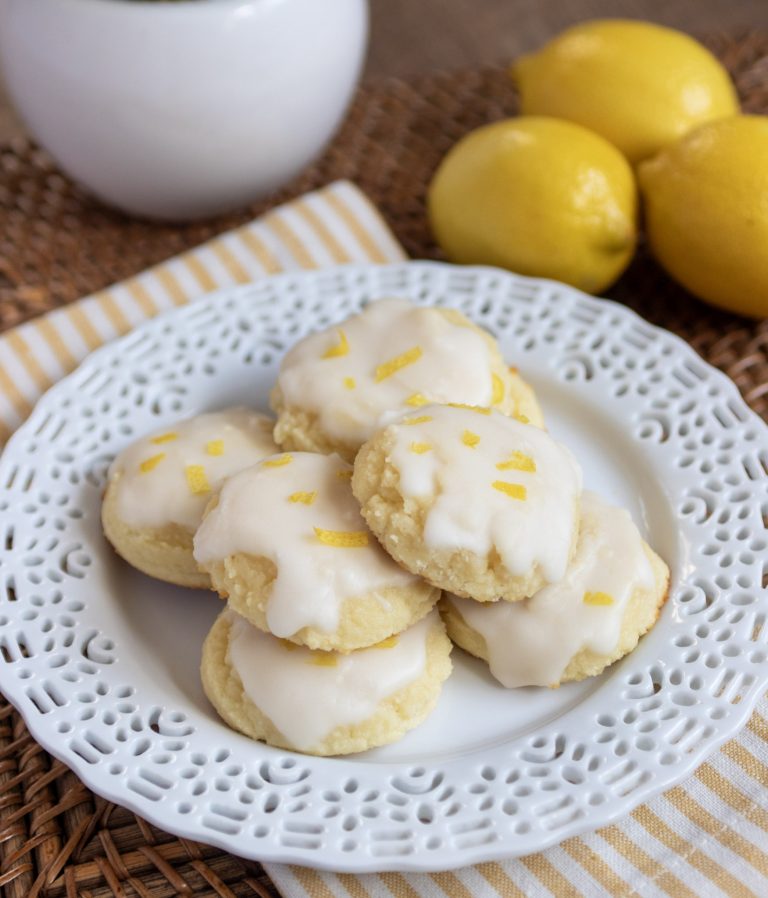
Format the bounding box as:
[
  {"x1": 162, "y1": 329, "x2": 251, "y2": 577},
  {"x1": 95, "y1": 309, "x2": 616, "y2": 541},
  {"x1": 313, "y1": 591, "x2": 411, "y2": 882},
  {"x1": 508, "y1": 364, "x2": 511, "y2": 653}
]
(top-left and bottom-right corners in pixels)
[{"x1": 0, "y1": 31, "x2": 766, "y2": 898}]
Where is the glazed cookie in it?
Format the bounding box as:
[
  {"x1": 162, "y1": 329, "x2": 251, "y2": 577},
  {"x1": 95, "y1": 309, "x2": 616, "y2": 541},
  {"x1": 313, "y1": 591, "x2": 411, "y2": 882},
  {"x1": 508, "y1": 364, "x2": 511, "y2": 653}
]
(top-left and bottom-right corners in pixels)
[
  {"x1": 193, "y1": 451, "x2": 439, "y2": 652},
  {"x1": 102, "y1": 408, "x2": 278, "y2": 588},
  {"x1": 441, "y1": 492, "x2": 670, "y2": 688},
  {"x1": 271, "y1": 298, "x2": 543, "y2": 462},
  {"x1": 353, "y1": 403, "x2": 582, "y2": 602},
  {"x1": 201, "y1": 608, "x2": 452, "y2": 756}
]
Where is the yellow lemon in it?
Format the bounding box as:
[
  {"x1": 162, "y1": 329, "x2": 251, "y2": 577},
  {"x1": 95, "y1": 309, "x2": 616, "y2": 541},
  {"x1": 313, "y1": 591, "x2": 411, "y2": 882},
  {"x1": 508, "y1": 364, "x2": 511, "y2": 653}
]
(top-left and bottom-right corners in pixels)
[
  {"x1": 427, "y1": 116, "x2": 637, "y2": 295},
  {"x1": 512, "y1": 19, "x2": 739, "y2": 164},
  {"x1": 638, "y1": 115, "x2": 768, "y2": 319}
]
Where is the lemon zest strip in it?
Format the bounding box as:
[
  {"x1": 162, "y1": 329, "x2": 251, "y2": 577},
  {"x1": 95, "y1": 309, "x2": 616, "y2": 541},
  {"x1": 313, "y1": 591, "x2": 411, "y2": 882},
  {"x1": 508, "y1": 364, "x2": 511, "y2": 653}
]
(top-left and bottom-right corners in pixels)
[
  {"x1": 185, "y1": 465, "x2": 210, "y2": 495},
  {"x1": 583, "y1": 591, "x2": 615, "y2": 606},
  {"x1": 314, "y1": 527, "x2": 369, "y2": 548},
  {"x1": 492, "y1": 481, "x2": 527, "y2": 500},
  {"x1": 405, "y1": 392, "x2": 429, "y2": 407},
  {"x1": 289, "y1": 491, "x2": 317, "y2": 505},
  {"x1": 449, "y1": 403, "x2": 491, "y2": 415},
  {"x1": 322, "y1": 329, "x2": 349, "y2": 359},
  {"x1": 343, "y1": 377, "x2": 356, "y2": 390},
  {"x1": 515, "y1": 413, "x2": 530, "y2": 424},
  {"x1": 151, "y1": 432, "x2": 177, "y2": 445},
  {"x1": 496, "y1": 451, "x2": 536, "y2": 473},
  {"x1": 462, "y1": 430, "x2": 481, "y2": 448},
  {"x1": 402, "y1": 415, "x2": 432, "y2": 426},
  {"x1": 206, "y1": 439, "x2": 225, "y2": 456},
  {"x1": 264, "y1": 454, "x2": 293, "y2": 468},
  {"x1": 139, "y1": 453, "x2": 166, "y2": 473},
  {"x1": 410, "y1": 442, "x2": 432, "y2": 454},
  {"x1": 375, "y1": 346, "x2": 422, "y2": 382}
]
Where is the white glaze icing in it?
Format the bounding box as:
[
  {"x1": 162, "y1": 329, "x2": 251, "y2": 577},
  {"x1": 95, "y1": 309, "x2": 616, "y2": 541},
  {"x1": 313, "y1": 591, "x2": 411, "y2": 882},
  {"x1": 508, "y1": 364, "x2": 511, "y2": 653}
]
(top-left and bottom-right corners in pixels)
[
  {"x1": 193, "y1": 452, "x2": 419, "y2": 639},
  {"x1": 226, "y1": 608, "x2": 434, "y2": 751},
  {"x1": 447, "y1": 492, "x2": 656, "y2": 688},
  {"x1": 388, "y1": 404, "x2": 582, "y2": 583},
  {"x1": 276, "y1": 298, "x2": 506, "y2": 445},
  {"x1": 108, "y1": 408, "x2": 278, "y2": 531}
]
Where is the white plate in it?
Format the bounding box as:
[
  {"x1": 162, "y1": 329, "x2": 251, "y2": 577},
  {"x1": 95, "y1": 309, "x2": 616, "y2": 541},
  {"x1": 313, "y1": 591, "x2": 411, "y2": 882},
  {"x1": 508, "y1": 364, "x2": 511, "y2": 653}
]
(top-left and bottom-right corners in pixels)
[{"x1": 0, "y1": 262, "x2": 766, "y2": 872}]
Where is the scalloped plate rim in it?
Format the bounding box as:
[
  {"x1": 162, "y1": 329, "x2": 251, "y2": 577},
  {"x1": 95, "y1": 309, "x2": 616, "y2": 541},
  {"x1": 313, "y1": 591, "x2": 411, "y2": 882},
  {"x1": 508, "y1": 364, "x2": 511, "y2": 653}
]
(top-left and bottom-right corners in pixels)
[{"x1": 0, "y1": 260, "x2": 765, "y2": 872}]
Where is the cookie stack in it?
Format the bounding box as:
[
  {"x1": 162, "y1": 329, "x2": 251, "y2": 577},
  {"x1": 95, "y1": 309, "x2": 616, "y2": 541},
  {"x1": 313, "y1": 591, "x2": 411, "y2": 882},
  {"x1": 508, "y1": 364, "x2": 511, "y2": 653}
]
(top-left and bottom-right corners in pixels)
[
  {"x1": 102, "y1": 298, "x2": 669, "y2": 758},
  {"x1": 193, "y1": 450, "x2": 451, "y2": 756},
  {"x1": 352, "y1": 404, "x2": 669, "y2": 691}
]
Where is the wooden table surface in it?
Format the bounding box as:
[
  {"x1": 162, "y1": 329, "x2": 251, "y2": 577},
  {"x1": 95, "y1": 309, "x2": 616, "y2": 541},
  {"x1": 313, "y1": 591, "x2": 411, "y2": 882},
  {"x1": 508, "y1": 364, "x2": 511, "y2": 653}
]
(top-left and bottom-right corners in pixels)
[{"x1": 0, "y1": 0, "x2": 766, "y2": 144}]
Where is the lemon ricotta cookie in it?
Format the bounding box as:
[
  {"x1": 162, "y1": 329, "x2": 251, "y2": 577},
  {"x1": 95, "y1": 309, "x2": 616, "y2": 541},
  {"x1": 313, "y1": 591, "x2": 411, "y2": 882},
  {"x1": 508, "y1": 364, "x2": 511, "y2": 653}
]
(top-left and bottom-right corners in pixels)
[
  {"x1": 353, "y1": 403, "x2": 582, "y2": 602},
  {"x1": 202, "y1": 608, "x2": 452, "y2": 756},
  {"x1": 102, "y1": 408, "x2": 278, "y2": 588},
  {"x1": 442, "y1": 492, "x2": 670, "y2": 687},
  {"x1": 193, "y1": 451, "x2": 439, "y2": 652},
  {"x1": 271, "y1": 297, "x2": 543, "y2": 462}
]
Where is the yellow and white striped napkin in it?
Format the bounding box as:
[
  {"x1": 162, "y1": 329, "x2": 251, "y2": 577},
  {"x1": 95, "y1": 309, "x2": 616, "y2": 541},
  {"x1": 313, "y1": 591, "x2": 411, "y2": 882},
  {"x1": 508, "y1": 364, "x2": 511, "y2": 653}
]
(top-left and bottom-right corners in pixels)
[
  {"x1": 270, "y1": 712, "x2": 768, "y2": 898},
  {"x1": 1, "y1": 180, "x2": 766, "y2": 898}
]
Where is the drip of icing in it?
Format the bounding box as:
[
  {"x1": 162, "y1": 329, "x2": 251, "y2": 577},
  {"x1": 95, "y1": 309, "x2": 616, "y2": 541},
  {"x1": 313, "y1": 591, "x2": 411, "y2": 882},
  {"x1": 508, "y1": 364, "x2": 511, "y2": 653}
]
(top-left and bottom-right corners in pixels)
[
  {"x1": 226, "y1": 609, "x2": 433, "y2": 751},
  {"x1": 277, "y1": 298, "x2": 501, "y2": 444},
  {"x1": 447, "y1": 492, "x2": 656, "y2": 688},
  {"x1": 389, "y1": 405, "x2": 582, "y2": 583},
  {"x1": 193, "y1": 453, "x2": 418, "y2": 638},
  {"x1": 109, "y1": 408, "x2": 278, "y2": 530}
]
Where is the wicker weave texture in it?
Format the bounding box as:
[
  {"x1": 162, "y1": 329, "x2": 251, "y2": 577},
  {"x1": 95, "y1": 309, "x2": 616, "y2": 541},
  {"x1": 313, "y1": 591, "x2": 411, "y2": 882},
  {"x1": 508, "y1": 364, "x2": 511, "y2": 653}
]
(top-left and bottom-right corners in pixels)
[{"x1": 0, "y1": 30, "x2": 766, "y2": 898}]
